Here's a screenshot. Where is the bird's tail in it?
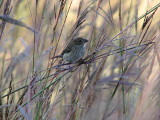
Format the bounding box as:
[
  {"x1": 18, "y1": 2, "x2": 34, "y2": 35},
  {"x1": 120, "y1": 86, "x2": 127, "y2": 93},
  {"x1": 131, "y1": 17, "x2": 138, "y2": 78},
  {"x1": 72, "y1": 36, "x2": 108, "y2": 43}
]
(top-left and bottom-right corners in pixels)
[{"x1": 50, "y1": 55, "x2": 62, "y2": 59}]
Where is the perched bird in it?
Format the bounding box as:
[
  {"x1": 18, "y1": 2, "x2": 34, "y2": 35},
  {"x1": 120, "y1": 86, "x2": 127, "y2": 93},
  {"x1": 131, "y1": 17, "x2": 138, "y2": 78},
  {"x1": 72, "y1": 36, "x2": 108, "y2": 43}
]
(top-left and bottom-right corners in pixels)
[{"x1": 53, "y1": 37, "x2": 88, "y2": 63}]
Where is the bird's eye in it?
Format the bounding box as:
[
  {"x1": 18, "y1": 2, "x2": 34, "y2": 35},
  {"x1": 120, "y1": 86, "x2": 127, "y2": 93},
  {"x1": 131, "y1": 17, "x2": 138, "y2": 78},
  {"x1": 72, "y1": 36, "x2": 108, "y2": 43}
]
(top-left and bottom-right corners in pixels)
[{"x1": 78, "y1": 39, "x2": 82, "y2": 43}]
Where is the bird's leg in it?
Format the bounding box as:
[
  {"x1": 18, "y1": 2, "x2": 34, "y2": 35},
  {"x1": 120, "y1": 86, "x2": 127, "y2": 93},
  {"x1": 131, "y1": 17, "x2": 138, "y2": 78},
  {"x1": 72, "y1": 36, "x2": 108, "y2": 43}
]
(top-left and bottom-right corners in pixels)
[{"x1": 77, "y1": 58, "x2": 85, "y2": 65}]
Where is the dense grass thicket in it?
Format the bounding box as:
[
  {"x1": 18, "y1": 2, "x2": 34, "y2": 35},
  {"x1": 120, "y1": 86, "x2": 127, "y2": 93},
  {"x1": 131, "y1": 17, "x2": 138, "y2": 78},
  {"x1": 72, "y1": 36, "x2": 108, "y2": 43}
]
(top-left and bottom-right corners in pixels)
[{"x1": 0, "y1": 0, "x2": 160, "y2": 120}]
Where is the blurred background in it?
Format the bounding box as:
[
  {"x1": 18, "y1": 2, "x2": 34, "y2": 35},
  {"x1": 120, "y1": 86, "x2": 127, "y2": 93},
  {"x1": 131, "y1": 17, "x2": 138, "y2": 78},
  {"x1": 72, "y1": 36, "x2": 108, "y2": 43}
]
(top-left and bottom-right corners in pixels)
[{"x1": 0, "y1": 0, "x2": 160, "y2": 120}]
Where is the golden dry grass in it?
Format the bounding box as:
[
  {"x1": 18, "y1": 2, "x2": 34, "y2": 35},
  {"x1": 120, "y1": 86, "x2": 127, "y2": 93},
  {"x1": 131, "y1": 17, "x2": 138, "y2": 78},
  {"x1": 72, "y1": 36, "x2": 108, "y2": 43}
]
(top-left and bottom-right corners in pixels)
[{"x1": 0, "y1": 0, "x2": 160, "y2": 120}]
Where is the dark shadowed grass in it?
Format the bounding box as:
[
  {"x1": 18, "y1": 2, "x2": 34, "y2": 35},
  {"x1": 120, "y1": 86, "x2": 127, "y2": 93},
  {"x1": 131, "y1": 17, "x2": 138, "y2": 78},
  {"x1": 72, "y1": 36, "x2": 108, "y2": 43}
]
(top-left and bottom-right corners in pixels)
[{"x1": 0, "y1": 0, "x2": 160, "y2": 120}]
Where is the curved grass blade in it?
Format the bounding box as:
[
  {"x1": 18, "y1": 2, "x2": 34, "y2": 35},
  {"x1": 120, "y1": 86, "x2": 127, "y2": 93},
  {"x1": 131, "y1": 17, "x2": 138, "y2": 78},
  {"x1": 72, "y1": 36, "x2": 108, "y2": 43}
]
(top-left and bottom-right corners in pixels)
[{"x1": 0, "y1": 15, "x2": 37, "y2": 33}]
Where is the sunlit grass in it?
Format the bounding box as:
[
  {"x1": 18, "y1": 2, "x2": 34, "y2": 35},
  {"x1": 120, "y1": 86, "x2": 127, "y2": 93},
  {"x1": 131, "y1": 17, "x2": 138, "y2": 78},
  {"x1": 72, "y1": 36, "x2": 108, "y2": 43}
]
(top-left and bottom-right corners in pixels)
[{"x1": 0, "y1": 0, "x2": 160, "y2": 120}]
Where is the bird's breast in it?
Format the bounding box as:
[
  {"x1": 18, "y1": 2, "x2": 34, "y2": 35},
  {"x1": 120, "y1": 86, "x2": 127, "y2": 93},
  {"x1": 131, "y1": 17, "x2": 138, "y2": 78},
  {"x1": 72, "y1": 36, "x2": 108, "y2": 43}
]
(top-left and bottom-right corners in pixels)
[{"x1": 63, "y1": 45, "x2": 85, "y2": 63}]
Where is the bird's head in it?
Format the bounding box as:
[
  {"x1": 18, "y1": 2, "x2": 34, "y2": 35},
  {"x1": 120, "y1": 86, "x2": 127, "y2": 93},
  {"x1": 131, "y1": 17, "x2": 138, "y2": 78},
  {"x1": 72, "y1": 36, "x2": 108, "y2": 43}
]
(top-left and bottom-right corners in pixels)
[{"x1": 72, "y1": 37, "x2": 88, "y2": 45}]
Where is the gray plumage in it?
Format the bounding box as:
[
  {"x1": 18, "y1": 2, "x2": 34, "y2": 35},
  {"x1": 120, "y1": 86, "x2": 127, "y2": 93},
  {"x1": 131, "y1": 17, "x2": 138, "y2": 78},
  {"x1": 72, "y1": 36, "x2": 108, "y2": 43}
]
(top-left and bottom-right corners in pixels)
[{"x1": 54, "y1": 37, "x2": 88, "y2": 63}]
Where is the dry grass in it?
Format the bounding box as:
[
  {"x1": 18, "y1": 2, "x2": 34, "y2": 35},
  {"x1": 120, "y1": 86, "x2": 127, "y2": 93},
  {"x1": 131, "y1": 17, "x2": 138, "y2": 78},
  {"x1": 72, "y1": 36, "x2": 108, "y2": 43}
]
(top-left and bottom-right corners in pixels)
[{"x1": 0, "y1": 0, "x2": 160, "y2": 120}]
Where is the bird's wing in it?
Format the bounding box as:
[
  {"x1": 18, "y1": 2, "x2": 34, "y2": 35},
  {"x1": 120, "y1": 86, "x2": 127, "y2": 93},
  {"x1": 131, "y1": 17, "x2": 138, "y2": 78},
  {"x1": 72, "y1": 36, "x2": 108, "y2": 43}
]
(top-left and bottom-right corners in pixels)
[
  {"x1": 61, "y1": 39, "x2": 75, "y2": 55},
  {"x1": 61, "y1": 45, "x2": 72, "y2": 55}
]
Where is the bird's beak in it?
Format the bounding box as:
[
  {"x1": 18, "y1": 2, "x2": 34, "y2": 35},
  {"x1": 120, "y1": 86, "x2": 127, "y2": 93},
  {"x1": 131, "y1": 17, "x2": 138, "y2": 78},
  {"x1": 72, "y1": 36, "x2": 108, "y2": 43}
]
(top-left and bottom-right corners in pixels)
[{"x1": 84, "y1": 39, "x2": 88, "y2": 43}]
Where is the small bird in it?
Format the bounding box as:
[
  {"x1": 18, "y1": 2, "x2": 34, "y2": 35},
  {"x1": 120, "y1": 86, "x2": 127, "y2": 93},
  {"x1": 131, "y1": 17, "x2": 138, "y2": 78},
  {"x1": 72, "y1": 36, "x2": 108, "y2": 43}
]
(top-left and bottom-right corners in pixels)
[{"x1": 53, "y1": 37, "x2": 88, "y2": 63}]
